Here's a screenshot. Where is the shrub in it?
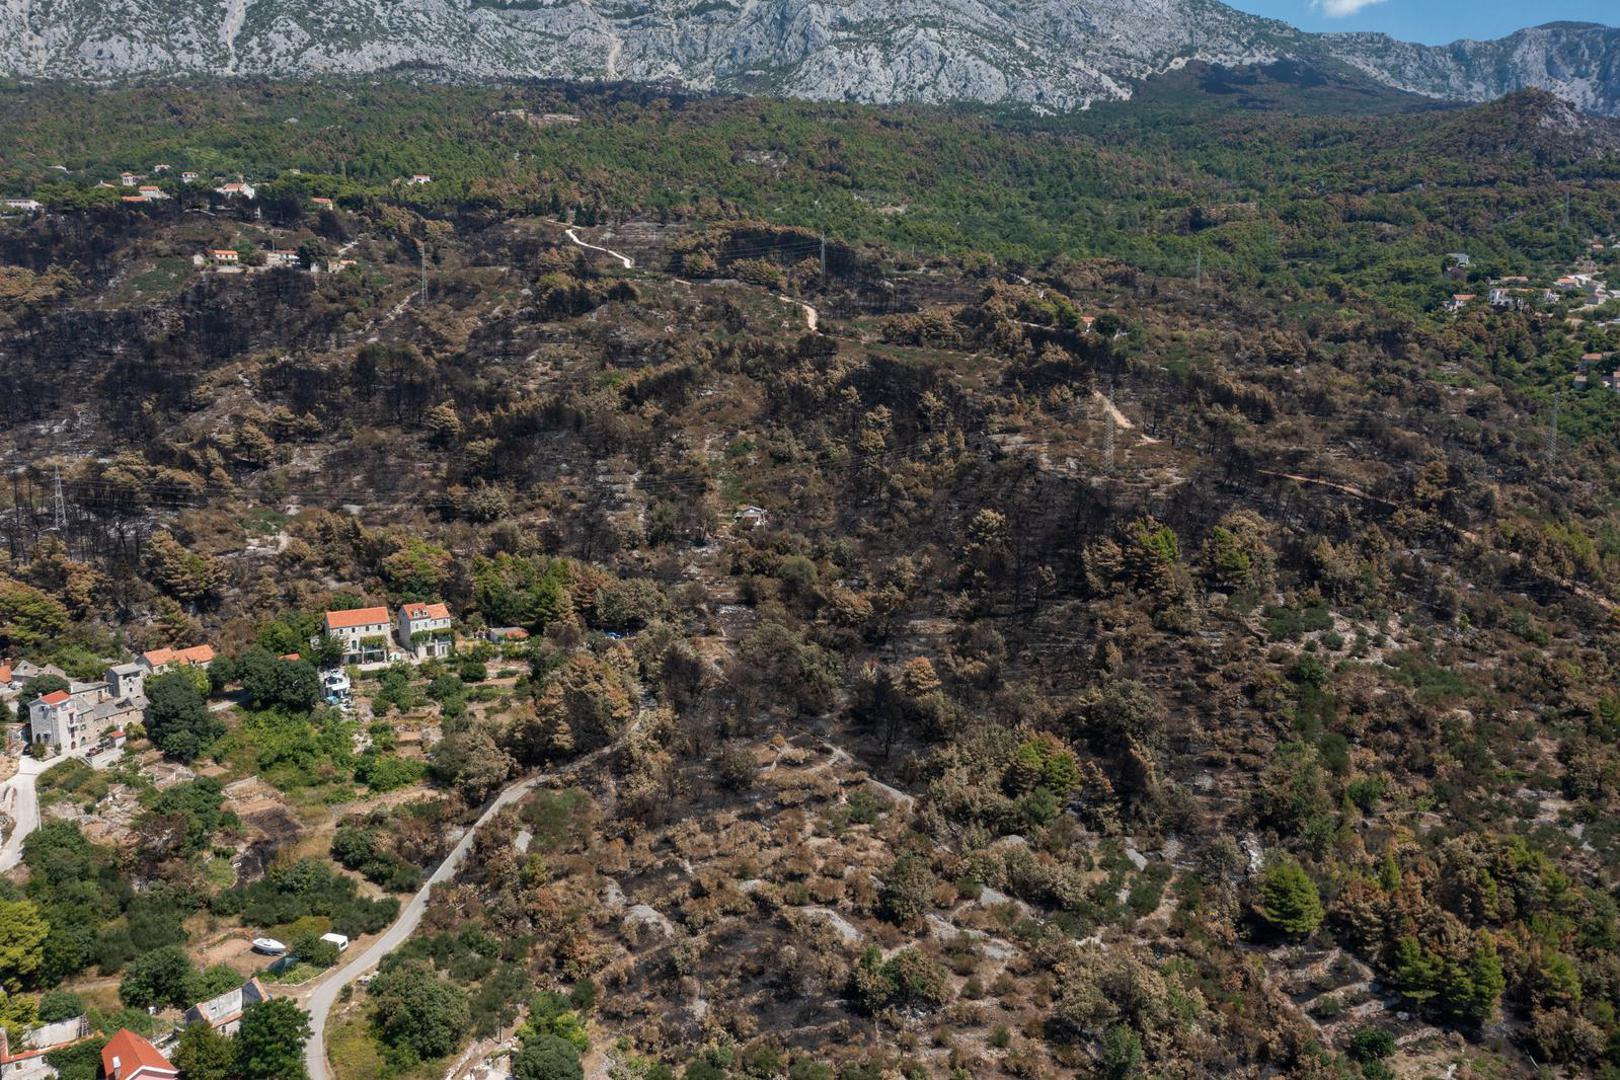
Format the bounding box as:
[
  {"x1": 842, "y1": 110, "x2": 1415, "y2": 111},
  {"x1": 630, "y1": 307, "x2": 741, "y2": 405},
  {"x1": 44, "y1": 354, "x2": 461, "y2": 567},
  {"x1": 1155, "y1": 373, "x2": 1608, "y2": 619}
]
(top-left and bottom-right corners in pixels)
[
  {"x1": 354, "y1": 752, "x2": 426, "y2": 793},
  {"x1": 37, "y1": 988, "x2": 84, "y2": 1022},
  {"x1": 512, "y1": 1034, "x2": 584, "y2": 1080},
  {"x1": 369, "y1": 960, "x2": 469, "y2": 1060},
  {"x1": 292, "y1": 934, "x2": 341, "y2": 969},
  {"x1": 1348, "y1": 1028, "x2": 1395, "y2": 1063},
  {"x1": 880, "y1": 853, "x2": 936, "y2": 926},
  {"x1": 1099, "y1": 1024, "x2": 1144, "y2": 1080},
  {"x1": 716, "y1": 747, "x2": 756, "y2": 791}
]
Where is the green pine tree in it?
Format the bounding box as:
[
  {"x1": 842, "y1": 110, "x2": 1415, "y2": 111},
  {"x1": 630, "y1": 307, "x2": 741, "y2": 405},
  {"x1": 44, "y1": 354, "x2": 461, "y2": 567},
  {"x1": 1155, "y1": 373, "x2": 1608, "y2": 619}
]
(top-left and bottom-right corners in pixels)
[
  {"x1": 1257, "y1": 859, "x2": 1324, "y2": 936},
  {"x1": 1393, "y1": 936, "x2": 1440, "y2": 1007}
]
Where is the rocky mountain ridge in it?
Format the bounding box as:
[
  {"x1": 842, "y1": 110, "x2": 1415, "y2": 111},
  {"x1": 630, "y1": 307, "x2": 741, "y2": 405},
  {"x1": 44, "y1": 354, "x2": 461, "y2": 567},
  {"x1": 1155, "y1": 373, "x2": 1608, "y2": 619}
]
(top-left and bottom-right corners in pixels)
[{"x1": 0, "y1": 0, "x2": 1617, "y2": 115}]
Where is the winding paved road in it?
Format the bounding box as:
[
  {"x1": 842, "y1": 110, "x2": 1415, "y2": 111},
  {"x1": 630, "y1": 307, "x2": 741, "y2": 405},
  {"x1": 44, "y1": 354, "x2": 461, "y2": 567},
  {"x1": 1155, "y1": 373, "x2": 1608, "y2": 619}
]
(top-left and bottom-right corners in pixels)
[
  {"x1": 0, "y1": 756, "x2": 43, "y2": 873},
  {"x1": 303, "y1": 721, "x2": 642, "y2": 1080}
]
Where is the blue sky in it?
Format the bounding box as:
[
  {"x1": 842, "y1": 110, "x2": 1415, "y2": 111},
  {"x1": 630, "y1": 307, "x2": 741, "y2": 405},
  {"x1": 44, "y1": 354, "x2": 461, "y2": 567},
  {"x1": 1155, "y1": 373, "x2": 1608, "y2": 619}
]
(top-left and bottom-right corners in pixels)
[{"x1": 1225, "y1": 0, "x2": 1616, "y2": 44}]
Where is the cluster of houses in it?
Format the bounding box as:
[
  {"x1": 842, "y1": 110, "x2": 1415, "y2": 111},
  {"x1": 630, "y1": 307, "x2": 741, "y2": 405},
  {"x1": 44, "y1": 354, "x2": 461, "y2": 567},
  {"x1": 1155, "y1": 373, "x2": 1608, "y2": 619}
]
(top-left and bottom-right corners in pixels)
[
  {"x1": 1575, "y1": 351, "x2": 1620, "y2": 392},
  {"x1": 320, "y1": 602, "x2": 454, "y2": 666},
  {"x1": 4, "y1": 599, "x2": 477, "y2": 754},
  {"x1": 6, "y1": 645, "x2": 215, "y2": 755},
  {"x1": 1441, "y1": 276, "x2": 1612, "y2": 315},
  {"x1": 0, "y1": 975, "x2": 271, "y2": 1079},
  {"x1": 1440, "y1": 247, "x2": 1617, "y2": 317},
  {"x1": 2, "y1": 165, "x2": 360, "y2": 218},
  {"x1": 195, "y1": 246, "x2": 354, "y2": 275}
]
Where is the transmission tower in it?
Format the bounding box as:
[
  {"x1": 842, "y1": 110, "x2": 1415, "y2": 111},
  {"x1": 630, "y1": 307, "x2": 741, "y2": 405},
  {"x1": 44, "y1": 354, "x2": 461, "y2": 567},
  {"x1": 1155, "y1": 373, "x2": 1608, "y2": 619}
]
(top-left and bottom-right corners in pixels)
[
  {"x1": 50, "y1": 466, "x2": 66, "y2": 532},
  {"x1": 1099, "y1": 393, "x2": 1116, "y2": 473},
  {"x1": 7, "y1": 471, "x2": 18, "y2": 567},
  {"x1": 1547, "y1": 393, "x2": 1561, "y2": 464}
]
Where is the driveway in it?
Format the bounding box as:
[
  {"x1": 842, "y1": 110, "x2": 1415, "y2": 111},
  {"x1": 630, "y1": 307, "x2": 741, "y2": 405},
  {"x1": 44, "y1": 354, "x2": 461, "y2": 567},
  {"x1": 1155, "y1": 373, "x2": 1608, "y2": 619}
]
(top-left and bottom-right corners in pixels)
[{"x1": 0, "y1": 756, "x2": 46, "y2": 872}]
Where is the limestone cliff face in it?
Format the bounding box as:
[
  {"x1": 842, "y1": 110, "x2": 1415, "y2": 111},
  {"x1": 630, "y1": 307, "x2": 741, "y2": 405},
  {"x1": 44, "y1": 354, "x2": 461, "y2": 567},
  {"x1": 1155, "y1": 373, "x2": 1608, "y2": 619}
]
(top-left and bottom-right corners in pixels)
[
  {"x1": 1325, "y1": 21, "x2": 1620, "y2": 117},
  {"x1": 1, "y1": 0, "x2": 1616, "y2": 116}
]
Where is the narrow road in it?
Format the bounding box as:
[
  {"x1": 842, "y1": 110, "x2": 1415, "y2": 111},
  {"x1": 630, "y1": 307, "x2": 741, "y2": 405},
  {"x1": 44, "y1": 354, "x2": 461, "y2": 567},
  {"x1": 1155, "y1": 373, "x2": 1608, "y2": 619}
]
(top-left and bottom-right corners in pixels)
[
  {"x1": 1094, "y1": 391, "x2": 1160, "y2": 444},
  {"x1": 564, "y1": 227, "x2": 634, "y2": 270},
  {"x1": 0, "y1": 757, "x2": 44, "y2": 873},
  {"x1": 778, "y1": 295, "x2": 819, "y2": 332},
  {"x1": 304, "y1": 717, "x2": 643, "y2": 1080},
  {"x1": 1255, "y1": 469, "x2": 1393, "y2": 507}
]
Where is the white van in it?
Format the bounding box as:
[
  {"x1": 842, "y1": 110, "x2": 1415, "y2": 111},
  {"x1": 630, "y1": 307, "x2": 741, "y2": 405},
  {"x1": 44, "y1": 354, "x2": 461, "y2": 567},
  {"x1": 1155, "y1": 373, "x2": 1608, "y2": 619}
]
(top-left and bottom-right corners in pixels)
[{"x1": 320, "y1": 932, "x2": 350, "y2": 952}]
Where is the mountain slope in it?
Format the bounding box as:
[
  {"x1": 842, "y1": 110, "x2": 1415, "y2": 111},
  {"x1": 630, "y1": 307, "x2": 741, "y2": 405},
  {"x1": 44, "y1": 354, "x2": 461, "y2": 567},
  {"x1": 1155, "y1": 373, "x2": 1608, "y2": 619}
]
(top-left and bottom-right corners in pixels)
[
  {"x1": 1327, "y1": 20, "x2": 1620, "y2": 116},
  {"x1": 0, "y1": 0, "x2": 1617, "y2": 116}
]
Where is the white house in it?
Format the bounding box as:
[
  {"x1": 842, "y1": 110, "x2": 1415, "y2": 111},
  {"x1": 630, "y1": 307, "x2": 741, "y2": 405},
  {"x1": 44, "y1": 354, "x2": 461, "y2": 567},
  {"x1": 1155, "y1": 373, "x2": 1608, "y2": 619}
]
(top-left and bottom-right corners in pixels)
[
  {"x1": 180, "y1": 172, "x2": 200, "y2": 184},
  {"x1": 322, "y1": 668, "x2": 352, "y2": 706},
  {"x1": 324, "y1": 606, "x2": 393, "y2": 665},
  {"x1": 265, "y1": 249, "x2": 301, "y2": 268},
  {"x1": 397, "y1": 602, "x2": 453, "y2": 659},
  {"x1": 406, "y1": 174, "x2": 433, "y2": 185},
  {"x1": 1, "y1": 199, "x2": 42, "y2": 213},
  {"x1": 119, "y1": 172, "x2": 138, "y2": 187},
  {"x1": 29, "y1": 690, "x2": 81, "y2": 751},
  {"x1": 136, "y1": 186, "x2": 169, "y2": 202},
  {"x1": 182, "y1": 977, "x2": 272, "y2": 1037},
  {"x1": 214, "y1": 180, "x2": 256, "y2": 200}
]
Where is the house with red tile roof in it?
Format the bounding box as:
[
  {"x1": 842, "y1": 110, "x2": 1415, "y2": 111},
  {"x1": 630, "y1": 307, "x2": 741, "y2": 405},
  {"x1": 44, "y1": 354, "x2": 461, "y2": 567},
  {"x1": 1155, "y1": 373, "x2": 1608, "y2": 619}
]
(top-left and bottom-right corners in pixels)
[
  {"x1": 102, "y1": 1028, "x2": 177, "y2": 1080},
  {"x1": 0, "y1": 1014, "x2": 92, "y2": 1072},
  {"x1": 139, "y1": 644, "x2": 216, "y2": 675},
  {"x1": 398, "y1": 602, "x2": 453, "y2": 659},
  {"x1": 28, "y1": 690, "x2": 81, "y2": 751},
  {"x1": 323, "y1": 606, "x2": 393, "y2": 664}
]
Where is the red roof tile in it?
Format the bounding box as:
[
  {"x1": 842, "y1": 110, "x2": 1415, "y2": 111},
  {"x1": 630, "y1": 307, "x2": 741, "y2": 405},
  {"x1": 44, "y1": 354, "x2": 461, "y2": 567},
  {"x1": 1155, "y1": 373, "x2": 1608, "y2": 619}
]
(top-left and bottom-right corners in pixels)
[
  {"x1": 325, "y1": 606, "x2": 390, "y2": 631},
  {"x1": 102, "y1": 1029, "x2": 176, "y2": 1080},
  {"x1": 38, "y1": 690, "x2": 70, "y2": 706}
]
